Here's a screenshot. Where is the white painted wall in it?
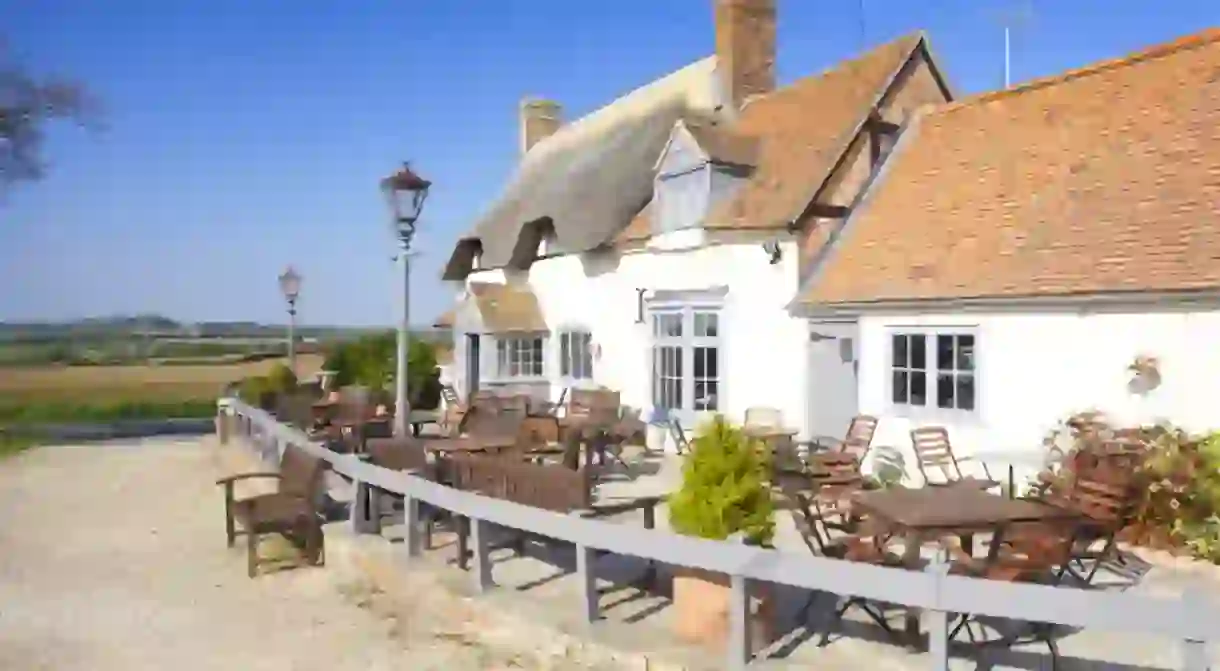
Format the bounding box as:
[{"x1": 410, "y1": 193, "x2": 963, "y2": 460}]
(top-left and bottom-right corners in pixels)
[
  {"x1": 453, "y1": 236, "x2": 811, "y2": 446},
  {"x1": 856, "y1": 309, "x2": 1220, "y2": 485}
]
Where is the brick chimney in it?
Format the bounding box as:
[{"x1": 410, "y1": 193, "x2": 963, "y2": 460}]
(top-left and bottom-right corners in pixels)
[
  {"x1": 519, "y1": 98, "x2": 562, "y2": 156},
  {"x1": 714, "y1": 0, "x2": 777, "y2": 110}
]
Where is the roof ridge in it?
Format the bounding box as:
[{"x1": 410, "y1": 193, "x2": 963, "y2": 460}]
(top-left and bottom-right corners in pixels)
[
  {"x1": 933, "y1": 27, "x2": 1220, "y2": 116},
  {"x1": 742, "y1": 31, "x2": 924, "y2": 110}
]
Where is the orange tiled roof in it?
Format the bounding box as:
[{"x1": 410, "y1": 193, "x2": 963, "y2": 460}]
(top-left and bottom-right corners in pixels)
[
  {"x1": 707, "y1": 33, "x2": 923, "y2": 230},
  {"x1": 800, "y1": 28, "x2": 1220, "y2": 306},
  {"x1": 615, "y1": 34, "x2": 923, "y2": 245}
]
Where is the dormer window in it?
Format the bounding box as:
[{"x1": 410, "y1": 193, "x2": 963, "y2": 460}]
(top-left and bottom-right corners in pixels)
[{"x1": 651, "y1": 119, "x2": 756, "y2": 236}]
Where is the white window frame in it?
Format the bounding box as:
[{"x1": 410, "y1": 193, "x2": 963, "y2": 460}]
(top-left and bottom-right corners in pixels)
[
  {"x1": 887, "y1": 327, "x2": 979, "y2": 417},
  {"x1": 495, "y1": 333, "x2": 547, "y2": 380},
  {"x1": 649, "y1": 302, "x2": 723, "y2": 426},
  {"x1": 558, "y1": 329, "x2": 593, "y2": 381}
]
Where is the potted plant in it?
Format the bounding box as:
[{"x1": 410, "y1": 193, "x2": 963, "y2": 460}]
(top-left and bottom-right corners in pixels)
[{"x1": 667, "y1": 415, "x2": 777, "y2": 649}]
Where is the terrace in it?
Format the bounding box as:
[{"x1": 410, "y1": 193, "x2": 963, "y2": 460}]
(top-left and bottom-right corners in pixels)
[{"x1": 216, "y1": 390, "x2": 1220, "y2": 670}]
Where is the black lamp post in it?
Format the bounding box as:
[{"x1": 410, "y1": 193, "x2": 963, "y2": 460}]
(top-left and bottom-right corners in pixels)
[
  {"x1": 381, "y1": 162, "x2": 431, "y2": 437},
  {"x1": 278, "y1": 265, "x2": 302, "y2": 376}
]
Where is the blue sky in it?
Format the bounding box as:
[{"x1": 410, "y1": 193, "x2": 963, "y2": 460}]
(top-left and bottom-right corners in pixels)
[{"x1": 1, "y1": 0, "x2": 1215, "y2": 326}]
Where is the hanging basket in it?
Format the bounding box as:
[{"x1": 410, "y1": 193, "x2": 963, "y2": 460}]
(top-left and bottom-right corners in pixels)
[{"x1": 1127, "y1": 355, "x2": 1162, "y2": 393}]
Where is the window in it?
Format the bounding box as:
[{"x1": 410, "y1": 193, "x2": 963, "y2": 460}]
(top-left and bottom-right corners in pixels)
[
  {"x1": 559, "y1": 330, "x2": 593, "y2": 379},
  {"x1": 935, "y1": 333, "x2": 976, "y2": 411},
  {"x1": 651, "y1": 308, "x2": 721, "y2": 418},
  {"x1": 496, "y1": 335, "x2": 545, "y2": 378},
  {"x1": 890, "y1": 330, "x2": 976, "y2": 412}
]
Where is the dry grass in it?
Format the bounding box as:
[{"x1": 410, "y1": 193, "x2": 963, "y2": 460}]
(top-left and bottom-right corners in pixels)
[{"x1": 0, "y1": 354, "x2": 325, "y2": 403}]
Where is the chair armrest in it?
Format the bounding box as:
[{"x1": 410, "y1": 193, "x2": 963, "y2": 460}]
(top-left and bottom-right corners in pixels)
[
  {"x1": 581, "y1": 494, "x2": 667, "y2": 519},
  {"x1": 215, "y1": 472, "x2": 281, "y2": 486}
]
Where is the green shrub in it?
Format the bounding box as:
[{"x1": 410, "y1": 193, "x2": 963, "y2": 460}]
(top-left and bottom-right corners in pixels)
[
  {"x1": 667, "y1": 415, "x2": 775, "y2": 546},
  {"x1": 321, "y1": 332, "x2": 441, "y2": 410},
  {"x1": 266, "y1": 362, "x2": 298, "y2": 395}
]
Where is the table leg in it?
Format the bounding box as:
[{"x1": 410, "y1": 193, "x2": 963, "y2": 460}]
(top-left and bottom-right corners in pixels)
[{"x1": 1008, "y1": 465, "x2": 1015, "y2": 499}]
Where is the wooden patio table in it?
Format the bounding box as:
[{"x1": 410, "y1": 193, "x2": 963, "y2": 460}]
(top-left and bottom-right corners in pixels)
[
  {"x1": 851, "y1": 485, "x2": 1081, "y2": 648},
  {"x1": 558, "y1": 414, "x2": 645, "y2": 465}
]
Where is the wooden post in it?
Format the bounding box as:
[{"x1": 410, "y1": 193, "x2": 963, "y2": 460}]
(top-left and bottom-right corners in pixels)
[
  {"x1": 350, "y1": 480, "x2": 378, "y2": 535},
  {"x1": 575, "y1": 542, "x2": 598, "y2": 623},
  {"x1": 726, "y1": 533, "x2": 751, "y2": 670},
  {"x1": 926, "y1": 547, "x2": 950, "y2": 670},
  {"x1": 403, "y1": 495, "x2": 422, "y2": 558},
  {"x1": 727, "y1": 573, "x2": 751, "y2": 670},
  {"x1": 471, "y1": 518, "x2": 494, "y2": 592}
]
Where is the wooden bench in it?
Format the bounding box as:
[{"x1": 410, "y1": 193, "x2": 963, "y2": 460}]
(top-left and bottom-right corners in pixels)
[
  {"x1": 217, "y1": 444, "x2": 326, "y2": 578},
  {"x1": 443, "y1": 454, "x2": 663, "y2": 578}
]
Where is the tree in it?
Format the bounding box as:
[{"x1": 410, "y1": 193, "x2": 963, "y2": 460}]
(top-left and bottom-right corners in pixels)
[{"x1": 1, "y1": 39, "x2": 99, "y2": 189}]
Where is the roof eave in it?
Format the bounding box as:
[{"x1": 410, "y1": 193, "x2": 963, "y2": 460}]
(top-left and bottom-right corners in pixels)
[{"x1": 792, "y1": 288, "x2": 1220, "y2": 318}]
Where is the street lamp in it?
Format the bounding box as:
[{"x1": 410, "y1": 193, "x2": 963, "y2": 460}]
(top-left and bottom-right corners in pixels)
[
  {"x1": 278, "y1": 265, "x2": 302, "y2": 376},
  {"x1": 381, "y1": 162, "x2": 431, "y2": 437}
]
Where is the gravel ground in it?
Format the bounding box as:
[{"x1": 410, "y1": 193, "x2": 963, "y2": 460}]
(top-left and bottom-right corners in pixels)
[{"x1": 0, "y1": 437, "x2": 630, "y2": 671}]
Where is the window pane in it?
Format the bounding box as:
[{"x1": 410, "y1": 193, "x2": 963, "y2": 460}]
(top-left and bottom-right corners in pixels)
[
  {"x1": 891, "y1": 371, "x2": 908, "y2": 404},
  {"x1": 936, "y1": 335, "x2": 954, "y2": 372},
  {"x1": 957, "y1": 335, "x2": 975, "y2": 371},
  {"x1": 695, "y1": 312, "x2": 718, "y2": 337},
  {"x1": 655, "y1": 313, "x2": 682, "y2": 338},
  {"x1": 936, "y1": 373, "x2": 955, "y2": 409},
  {"x1": 891, "y1": 335, "x2": 907, "y2": 367},
  {"x1": 704, "y1": 380, "x2": 718, "y2": 410},
  {"x1": 910, "y1": 335, "x2": 927, "y2": 369},
  {"x1": 957, "y1": 374, "x2": 976, "y2": 411},
  {"x1": 910, "y1": 371, "x2": 927, "y2": 406},
  {"x1": 560, "y1": 334, "x2": 571, "y2": 377}
]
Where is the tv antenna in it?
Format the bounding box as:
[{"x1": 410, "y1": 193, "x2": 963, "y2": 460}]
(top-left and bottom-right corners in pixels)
[
  {"x1": 857, "y1": 0, "x2": 867, "y2": 50},
  {"x1": 992, "y1": 0, "x2": 1034, "y2": 89}
]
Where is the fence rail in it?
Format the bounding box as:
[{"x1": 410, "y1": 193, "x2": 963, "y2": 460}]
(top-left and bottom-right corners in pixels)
[{"x1": 217, "y1": 397, "x2": 1216, "y2": 670}]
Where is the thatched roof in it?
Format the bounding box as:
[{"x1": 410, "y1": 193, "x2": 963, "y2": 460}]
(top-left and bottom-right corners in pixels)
[
  {"x1": 442, "y1": 57, "x2": 723, "y2": 280},
  {"x1": 468, "y1": 282, "x2": 547, "y2": 333}
]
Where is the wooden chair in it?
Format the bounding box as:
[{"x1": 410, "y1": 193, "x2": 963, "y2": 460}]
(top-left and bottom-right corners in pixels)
[
  {"x1": 362, "y1": 437, "x2": 443, "y2": 546},
  {"x1": 909, "y1": 426, "x2": 999, "y2": 490},
  {"x1": 1050, "y1": 468, "x2": 1136, "y2": 585},
  {"x1": 944, "y1": 520, "x2": 1081, "y2": 665},
  {"x1": 784, "y1": 487, "x2": 903, "y2": 646},
  {"x1": 804, "y1": 451, "x2": 868, "y2": 533},
  {"x1": 217, "y1": 444, "x2": 326, "y2": 578},
  {"x1": 807, "y1": 415, "x2": 878, "y2": 464}
]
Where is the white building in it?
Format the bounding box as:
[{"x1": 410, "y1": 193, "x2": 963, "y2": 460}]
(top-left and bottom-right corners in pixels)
[
  {"x1": 788, "y1": 28, "x2": 1220, "y2": 479},
  {"x1": 439, "y1": 0, "x2": 953, "y2": 449}
]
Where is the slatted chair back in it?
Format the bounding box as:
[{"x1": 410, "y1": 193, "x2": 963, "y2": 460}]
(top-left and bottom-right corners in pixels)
[
  {"x1": 274, "y1": 393, "x2": 316, "y2": 431},
  {"x1": 441, "y1": 384, "x2": 461, "y2": 407},
  {"x1": 519, "y1": 415, "x2": 560, "y2": 450},
  {"x1": 1070, "y1": 471, "x2": 1135, "y2": 531},
  {"x1": 471, "y1": 390, "x2": 503, "y2": 415},
  {"x1": 807, "y1": 452, "x2": 865, "y2": 495},
  {"x1": 364, "y1": 437, "x2": 430, "y2": 474},
  {"x1": 277, "y1": 445, "x2": 326, "y2": 504},
  {"x1": 910, "y1": 426, "x2": 966, "y2": 485},
  {"x1": 501, "y1": 460, "x2": 593, "y2": 512},
  {"x1": 498, "y1": 393, "x2": 530, "y2": 417},
  {"x1": 569, "y1": 388, "x2": 620, "y2": 419},
  {"x1": 842, "y1": 415, "x2": 879, "y2": 461}
]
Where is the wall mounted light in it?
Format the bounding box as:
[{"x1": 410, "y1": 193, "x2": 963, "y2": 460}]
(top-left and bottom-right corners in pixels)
[
  {"x1": 635, "y1": 288, "x2": 647, "y2": 324},
  {"x1": 762, "y1": 240, "x2": 782, "y2": 265}
]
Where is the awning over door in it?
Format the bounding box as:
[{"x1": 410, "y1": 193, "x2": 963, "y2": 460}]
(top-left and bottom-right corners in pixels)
[{"x1": 467, "y1": 282, "x2": 547, "y2": 333}]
